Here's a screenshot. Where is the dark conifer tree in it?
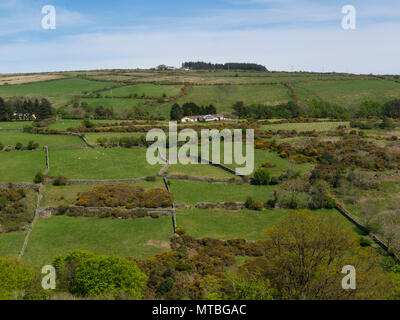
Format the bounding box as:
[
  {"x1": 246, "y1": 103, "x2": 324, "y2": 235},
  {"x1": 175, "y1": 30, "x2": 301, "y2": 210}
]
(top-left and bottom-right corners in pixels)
[{"x1": 170, "y1": 103, "x2": 183, "y2": 121}]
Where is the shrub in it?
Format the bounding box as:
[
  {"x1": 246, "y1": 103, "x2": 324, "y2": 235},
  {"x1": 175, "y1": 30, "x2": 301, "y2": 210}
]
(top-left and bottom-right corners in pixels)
[
  {"x1": 261, "y1": 161, "x2": 276, "y2": 168},
  {"x1": 16, "y1": 188, "x2": 26, "y2": 198},
  {"x1": 245, "y1": 197, "x2": 254, "y2": 209},
  {"x1": 134, "y1": 209, "x2": 148, "y2": 218},
  {"x1": 269, "y1": 176, "x2": 279, "y2": 185},
  {"x1": 57, "y1": 205, "x2": 69, "y2": 215},
  {"x1": 0, "y1": 188, "x2": 30, "y2": 233},
  {"x1": 359, "y1": 237, "x2": 372, "y2": 247},
  {"x1": 34, "y1": 172, "x2": 44, "y2": 184},
  {"x1": 15, "y1": 142, "x2": 23, "y2": 150},
  {"x1": 175, "y1": 227, "x2": 185, "y2": 236},
  {"x1": 0, "y1": 257, "x2": 48, "y2": 300},
  {"x1": 251, "y1": 200, "x2": 264, "y2": 211},
  {"x1": 53, "y1": 176, "x2": 68, "y2": 186},
  {"x1": 82, "y1": 120, "x2": 95, "y2": 128},
  {"x1": 324, "y1": 196, "x2": 336, "y2": 209},
  {"x1": 27, "y1": 140, "x2": 39, "y2": 150},
  {"x1": 253, "y1": 169, "x2": 271, "y2": 185},
  {"x1": 76, "y1": 184, "x2": 172, "y2": 208},
  {"x1": 53, "y1": 250, "x2": 148, "y2": 299}
]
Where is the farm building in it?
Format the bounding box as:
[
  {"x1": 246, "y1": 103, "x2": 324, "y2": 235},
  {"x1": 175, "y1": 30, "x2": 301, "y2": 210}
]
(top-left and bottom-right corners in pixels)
[{"x1": 181, "y1": 114, "x2": 228, "y2": 123}]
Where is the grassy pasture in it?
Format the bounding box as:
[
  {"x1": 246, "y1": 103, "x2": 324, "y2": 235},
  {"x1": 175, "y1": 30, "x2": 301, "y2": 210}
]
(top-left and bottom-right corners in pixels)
[
  {"x1": 23, "y1": 215, "x2": 174, "y2": 266},
  {"x1": 158, "y1": 84, "x2": 291, "y2": 113},
  {"x1": 84, "y1": 132, "x2": 146, "y2": 145},
  {"x1": 97, "y1": 70, "x2": 370, "y2": 85},
  {"x1": 200, "y1": 142, "x2": 313, "y2": 177},
  {"x1": 76, "y1": 98, "x2": 153, "y2": 114},
  {"x1": 0, "y1": 150, "x2": 45, "y2": 182},
  {"x1": 0, "y1": 121, "x2": 33, "y2": 129},
  {"x1": 294, "y1": 79, "x2": 400, "y2": 106},
  {"x1": 176, "y1": 208, "x2": 362, "y2": 241},
  {"x1": 0, "y1": 231, "x2": 26, "y2": 257},
  {"x1": 0, "y1": 73, "x2": 66, "y2": 86},
  {"x1": 48, "y1": 148, "x2": 161, "y2": 180},
  {"x1": 99, "y1": 83, "x2": 183, "y2": 97},
  {"x1": 47, "y1": 95, "x2": 75, "y2": 108},
  {"x1": 0, "y1": 131, "x2": 83, "y2": 147},
  {"x1": 0, "y1": 78, "x2": 115, "y2": 98},
  {"x1": 166, "y1": 163, "x2": 234, "y2": 179},
  {"x1": 259, "y1": 121, "x2": 350, "y2": 131},
  {"x1": 170, "y1": 180, "x2": 276, "y2": 204},
  {"x1": 338, "y1": 179, "x2": 400, "y2": 219},
  {"x1": 47, "y1": 119, "x2": 129, "y2": 131}
]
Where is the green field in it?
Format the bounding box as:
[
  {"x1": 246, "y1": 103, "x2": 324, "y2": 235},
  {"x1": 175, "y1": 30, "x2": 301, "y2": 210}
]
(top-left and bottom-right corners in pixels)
[
  {"x1": 294, "y1": 79, "x2": 400, "y2": 106},
  {"x1": 99, "y1": 83, "x2": 183, "y2": 97},
  {"x1": 0, "y1": 150, "x2": 45, "y2": 182},
  {"x1": 158, "y1": 84, "x2": 291, "y2": 113},
  {"x1": 0, "y1": 231, "x2": 26, "y2": 257},
  {"x1": 48, "y1": 148, "x2": 161, "y2": 179},
  {"x1": 166, "y1": 163, "x2": 235, "y2": 179},
  {"x1": 23, "y1": 215, "x2": 174, "y2": 266},
  {"x1": 47, "y1": 119, "x2": 129, "y2": 131},
  {"x1": 76, "y1": 98, "x2": 153, "y2": 114},
  {"x1": 259, "y1": 121, "x2": 350, "y2": 131},
  {"x1": 201, "y1": 143, "x2": 313, "y2": 177},
  {"x1": 0, "y1": 121, "x2": 33, "y2": 129},
  {"x1": 170, "y1": 180, "x2": 276, "y2": 204},
  {"x1": 91, "y1": 70, "x2": 367, "y2": 86},
  {"x1": 0, "y1": 131, "x2": 83, "y2": 147},
  {"x1": 0, "y1": 78, "x2": 115, "y2": 98},
  {"x1": 84, "y1": 132, "x2": 146, "y2": 145},
  {"x1": 176, "y1": 208, "x2": 361, "y2": 241}
]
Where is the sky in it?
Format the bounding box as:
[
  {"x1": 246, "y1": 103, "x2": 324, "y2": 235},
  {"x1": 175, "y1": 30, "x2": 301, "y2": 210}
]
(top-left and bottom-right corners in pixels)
[{"x1": 0, "y1": 0, "x2": 399, "y2": 74}]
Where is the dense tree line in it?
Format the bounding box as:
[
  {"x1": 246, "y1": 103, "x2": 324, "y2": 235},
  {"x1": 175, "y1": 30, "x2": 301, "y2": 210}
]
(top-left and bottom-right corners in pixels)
[
  {"x1": 170, "y1": 102, "x2": 217, "y2": 121},
  {"x1": 355, "y1": 99, "x2": 400, "y2": 118},
  {"x1": 232, "y1": 98, "x2": 400, "y2": 120},
  {"x1": 182, "y1": 61, "x2": 268, "y2": 71},
  {"x1": 232, "y1": 101, "x2": 304, "y2": 119},
  {"x1": 0, "y1": 97, "x2": 54, "y2": 121}
]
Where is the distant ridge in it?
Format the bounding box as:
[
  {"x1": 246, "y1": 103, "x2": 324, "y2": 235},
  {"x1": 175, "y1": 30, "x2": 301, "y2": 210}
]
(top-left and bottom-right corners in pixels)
[{"x1": 182, "y1": 61, "x2": 268, "y2": 72}]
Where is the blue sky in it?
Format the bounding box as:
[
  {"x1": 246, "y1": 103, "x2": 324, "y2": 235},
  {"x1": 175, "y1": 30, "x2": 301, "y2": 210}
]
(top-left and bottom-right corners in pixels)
[{"x1": 0, "y1": 0, "x2": 399, "y2": 74}]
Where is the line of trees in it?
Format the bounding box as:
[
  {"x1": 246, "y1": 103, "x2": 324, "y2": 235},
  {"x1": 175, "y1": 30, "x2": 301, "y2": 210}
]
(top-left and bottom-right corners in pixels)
[
  {"x1": 182, "y1": 61, "x2": 268, "y2": 72},
  {"x1": 170, "y1": 102, "x2": 217, "y2": 121},
  {"x1": 0, "y1": 97, "x2": 55, "y2": 121},
  {"x1": 232, "y1": 101, "x2": 306, "y2": 119},
  {"x1": 232, "y1": 98, "x2": 400, "y2": 120},
  {"x1": 356, "y1": 99, "x2": 400, "y2": 119}
]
